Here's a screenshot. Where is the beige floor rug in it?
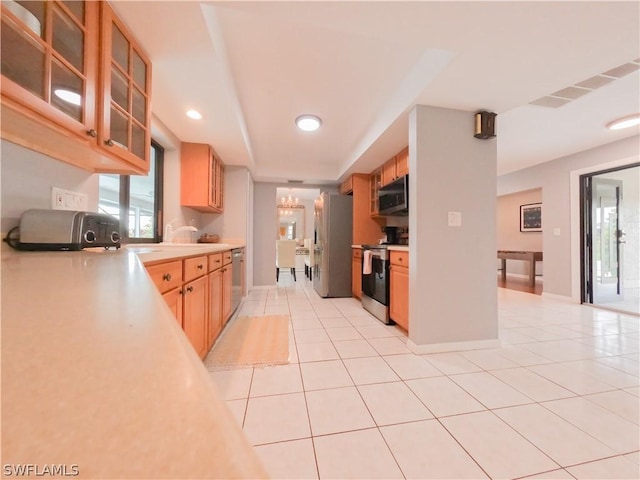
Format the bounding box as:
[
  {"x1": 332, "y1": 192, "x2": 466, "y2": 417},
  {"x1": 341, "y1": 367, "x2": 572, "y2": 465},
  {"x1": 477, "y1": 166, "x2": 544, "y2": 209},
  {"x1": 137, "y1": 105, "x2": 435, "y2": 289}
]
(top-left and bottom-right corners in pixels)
[{"x1": 204, "y1": 315, "x2": 290, "y2": 370}]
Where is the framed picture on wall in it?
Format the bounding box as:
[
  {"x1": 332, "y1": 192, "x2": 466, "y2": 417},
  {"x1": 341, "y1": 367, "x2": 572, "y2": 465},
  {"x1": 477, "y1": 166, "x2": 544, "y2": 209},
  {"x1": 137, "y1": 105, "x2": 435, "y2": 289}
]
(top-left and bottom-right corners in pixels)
[{"x1": 520, "y1": 203, "x2": 542, "y2": 232}]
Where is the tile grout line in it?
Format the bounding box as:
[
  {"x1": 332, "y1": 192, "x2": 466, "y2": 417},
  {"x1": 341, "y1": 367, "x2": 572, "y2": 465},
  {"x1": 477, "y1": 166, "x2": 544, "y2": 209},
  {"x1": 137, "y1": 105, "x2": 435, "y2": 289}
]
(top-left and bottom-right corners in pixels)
[{"x1": 238, "y1": 279, "x2": 639, "y2": 479}]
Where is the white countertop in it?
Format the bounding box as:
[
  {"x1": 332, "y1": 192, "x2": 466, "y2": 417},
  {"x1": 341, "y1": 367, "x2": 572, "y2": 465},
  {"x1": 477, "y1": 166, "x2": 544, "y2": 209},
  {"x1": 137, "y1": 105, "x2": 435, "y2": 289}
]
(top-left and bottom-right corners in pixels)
[
  {"x1": 387, "y1": 245, "x2": 409, "y2": 252},
  {"x1": 129, "y1": 242, "x2": 244, "y2": 264},
  {"x1": 1, "y1": 243, "x2": 264, "y2": 479}
]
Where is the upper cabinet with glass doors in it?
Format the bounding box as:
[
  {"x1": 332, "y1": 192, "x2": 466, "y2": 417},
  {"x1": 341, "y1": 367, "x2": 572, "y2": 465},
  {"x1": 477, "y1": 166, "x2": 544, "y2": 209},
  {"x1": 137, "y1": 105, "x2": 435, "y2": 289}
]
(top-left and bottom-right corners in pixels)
[
  {"x1": 1, "y1": 0, "x2": 98, "y2": 140},
  {"x1": 0, "y1": 1, "x2": 151, "y2": 175},
  {"x1": 99, "y1": 2, "x2": 151, "y2": 172}
]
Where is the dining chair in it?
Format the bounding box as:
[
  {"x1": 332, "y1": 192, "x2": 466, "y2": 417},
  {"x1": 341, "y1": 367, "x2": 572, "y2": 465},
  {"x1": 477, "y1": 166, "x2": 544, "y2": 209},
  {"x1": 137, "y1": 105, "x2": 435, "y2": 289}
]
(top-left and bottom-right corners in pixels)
[
  {"x1": 276, "y1": 239, "x2": 297, "y2": 282},
  {"x1": 304, "y1": 238, "x2": 315, "y2": 281}
]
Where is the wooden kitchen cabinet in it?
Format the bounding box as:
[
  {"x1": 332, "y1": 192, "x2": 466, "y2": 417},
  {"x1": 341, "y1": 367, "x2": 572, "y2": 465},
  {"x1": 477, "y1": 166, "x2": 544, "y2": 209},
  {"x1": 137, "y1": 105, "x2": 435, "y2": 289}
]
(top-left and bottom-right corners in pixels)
[
  {"x1": 352, "y1": 173, "x2": 385, "y2": 245},
  {"x1": 1, "y1": 1, "x2": 98, "y2": 141},
  {"x1": 207, "y1": 252, "x2": 224, "y2": 346},
  {"x1": 145, "y1": 254, "x2": 209, "y2": 359},
  {"x1": 222, "y1": 258, "x2": 233, "y2": 324},
  {"x1": 184, "y1": 255, "x2": 207, "y2": 282},
  {"x1": 352, "y1": 248, "x2": 362, "y2": 299},
  {"x1": 0, "y1": 0, "x2": 152, "y2": 175},
  {"x1": 146, "y1": 259, "x2": 184, "y2": 327},
  {"x1": 181, "y1": 142, "x2": 225, "y2": 213},
  {"x1": 99, "y1": 1, "x2": 152, "y2": 172},
  {"x1": 339, "y1": 175, "x2": 354, "y2": 195},
  {"x1": 182, "y1": 274, "x2": 208, "y2": 359},
  {"x1": 381, "y1": 157, "x2": 397, "y2": 187},
  {"x1": 369, "y1": 168, "x2": 382, "y2": 217},
  {"x1": 146, "y1": 259, "x2": 183, "y2": 293},
  {"x1": 163, "y1": 287, "x2": 183, "y2": 327},
  {"x1": 381, "y1": 147, "x2": 409, "y2": 187},
  {"x1": 182, "y1": 255, "x2": 208, "y2": 357},
  {"x1": 208, "y1": 263, "x2": 223, "y2": 347},
  {"x1": 144, "y1": 249, "x2": 236, "y2": 358},
  {"x1": 389, "y1": 250, "x2": 409, "y2": 331},
  {"x1": 395, "y1": 147, "x2": 409, "y2": 178}
]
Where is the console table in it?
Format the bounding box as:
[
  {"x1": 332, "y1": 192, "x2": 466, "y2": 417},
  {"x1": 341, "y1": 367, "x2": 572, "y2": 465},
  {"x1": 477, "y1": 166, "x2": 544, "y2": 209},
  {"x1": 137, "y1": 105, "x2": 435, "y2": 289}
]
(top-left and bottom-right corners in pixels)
[{"x1": 497, "y1": 250, "x2": 543, "y2": 287}]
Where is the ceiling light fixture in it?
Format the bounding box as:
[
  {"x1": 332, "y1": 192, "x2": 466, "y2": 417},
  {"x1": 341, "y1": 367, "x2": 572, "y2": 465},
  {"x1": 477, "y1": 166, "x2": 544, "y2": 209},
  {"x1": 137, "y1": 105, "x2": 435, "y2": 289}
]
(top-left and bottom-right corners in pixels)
[
  {"x1": 186, "y1": 109, "x2": 202, "y2": 120},
  {"x1": 295, "y1": 114, "x2": 322, "y2": 132},
  {"x1": 606, "y1": 113, "x2": 640, "y2": 130},
  {"x1": 279, "y1": 194, "x2": 300, "y2": 208},
  {"x1": 54, "y1": 89, "x2": 82, "y2": 106}
]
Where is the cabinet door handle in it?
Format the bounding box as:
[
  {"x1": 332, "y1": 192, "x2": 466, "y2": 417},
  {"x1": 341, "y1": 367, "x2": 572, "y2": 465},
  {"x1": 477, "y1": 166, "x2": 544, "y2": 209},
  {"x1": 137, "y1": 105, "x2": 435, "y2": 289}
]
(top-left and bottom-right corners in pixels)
[
  {"x1": 179, "y1": 289, "x2": 184, "y2": 295},
  {"x1": 197, "y1": 264, "x2": 204, "y2": 270},
  {"x1": 87, "y1": 129, "x2": 97, "y2": 137},
  {"x1": 105, "y1": 139, "x2": 115, "y2": 147},
  {"x1": 186, "y1": 286, "x2": 194, "y2": 293},
  {"x1": 162, "y1": 273, "x2": 172, "y2": 282}
]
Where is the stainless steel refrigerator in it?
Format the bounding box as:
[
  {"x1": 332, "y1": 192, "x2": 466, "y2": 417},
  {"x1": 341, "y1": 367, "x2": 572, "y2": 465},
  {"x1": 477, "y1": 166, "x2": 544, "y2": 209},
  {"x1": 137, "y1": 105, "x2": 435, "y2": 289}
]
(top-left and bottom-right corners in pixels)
[{"x1": 313, "y1": 193, "x2": 353, "y2": 297}]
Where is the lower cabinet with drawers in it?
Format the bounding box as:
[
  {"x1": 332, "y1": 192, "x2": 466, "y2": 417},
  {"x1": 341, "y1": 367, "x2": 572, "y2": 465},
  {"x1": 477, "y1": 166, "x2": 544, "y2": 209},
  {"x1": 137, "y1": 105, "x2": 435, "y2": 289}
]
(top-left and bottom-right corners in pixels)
[
  {"x1": 352, "y1": 248, "x2": 362, "y2": 299},
  {"x1": 207, "y1": 253, "x2": 224, "y2": 348},
  {"x1": 145, "y1": 249, "x2": 235, "y2": 359},
  {"x1": 182, "y1": 256, "x2": 209, "y2": 358},
  {"x1": 389, "y1": 250, "x2": 409, "y2": 331},
  {"x1": 145, "y1": 259, "x2": 184, "y2": 326}
]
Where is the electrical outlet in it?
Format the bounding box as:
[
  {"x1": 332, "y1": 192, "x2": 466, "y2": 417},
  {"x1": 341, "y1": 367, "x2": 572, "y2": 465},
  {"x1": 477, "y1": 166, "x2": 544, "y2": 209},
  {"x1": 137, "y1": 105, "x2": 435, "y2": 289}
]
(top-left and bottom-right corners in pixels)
[
  {"x1": 51, "y1": 187, "x2": 88, "y2": 211},
  {"x1": 447, "y1": 211, "x2": 462, "y2": 227}
]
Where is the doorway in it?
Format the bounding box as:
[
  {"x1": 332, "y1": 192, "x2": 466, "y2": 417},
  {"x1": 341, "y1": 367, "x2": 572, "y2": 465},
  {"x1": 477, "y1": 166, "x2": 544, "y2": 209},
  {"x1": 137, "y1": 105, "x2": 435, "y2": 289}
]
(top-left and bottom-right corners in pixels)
[
  {"x1": 581, "y1": 164, "x2": 640, "y2": 314},
  {"x1": 274, "y1": 187, "x2": 320, "y2": 283}
]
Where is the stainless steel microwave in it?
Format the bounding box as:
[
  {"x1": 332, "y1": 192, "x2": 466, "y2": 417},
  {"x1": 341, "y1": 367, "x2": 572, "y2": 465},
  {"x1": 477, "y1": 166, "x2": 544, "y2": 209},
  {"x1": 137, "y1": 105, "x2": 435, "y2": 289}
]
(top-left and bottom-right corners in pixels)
[{"x1": 378, "y1": 175, "x2": 408, "y2": 216}]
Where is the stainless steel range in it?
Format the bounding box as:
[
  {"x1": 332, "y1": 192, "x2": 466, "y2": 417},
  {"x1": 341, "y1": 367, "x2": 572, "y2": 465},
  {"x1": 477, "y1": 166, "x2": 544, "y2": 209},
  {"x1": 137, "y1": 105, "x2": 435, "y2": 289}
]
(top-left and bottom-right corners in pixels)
[{"x1": 361, "y1": 245, "x2": 391, "y2": 324}]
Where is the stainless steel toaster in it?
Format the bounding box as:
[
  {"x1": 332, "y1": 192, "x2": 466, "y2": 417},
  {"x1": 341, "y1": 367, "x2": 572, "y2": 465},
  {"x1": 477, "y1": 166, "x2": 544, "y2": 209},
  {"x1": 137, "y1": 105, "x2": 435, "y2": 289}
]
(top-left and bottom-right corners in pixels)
[{"x1": 12, "y1": 209, "x2": 121, "y2": 251}]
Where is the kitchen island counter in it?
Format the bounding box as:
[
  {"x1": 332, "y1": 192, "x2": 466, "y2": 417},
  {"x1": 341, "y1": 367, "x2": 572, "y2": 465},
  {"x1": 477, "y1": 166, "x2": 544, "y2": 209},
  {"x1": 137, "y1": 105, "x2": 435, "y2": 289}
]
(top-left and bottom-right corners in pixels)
[{"x1": 1, "y1": 243, "x2": 264, "y2": 479}]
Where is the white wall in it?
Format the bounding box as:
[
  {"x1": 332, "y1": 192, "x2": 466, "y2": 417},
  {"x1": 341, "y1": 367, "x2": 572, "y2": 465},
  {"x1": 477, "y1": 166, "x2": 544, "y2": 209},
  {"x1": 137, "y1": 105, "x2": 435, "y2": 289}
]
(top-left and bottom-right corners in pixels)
[
  {"x1": 299, "y1": 198, "x2": 315, "y2": 240},
  {"x1": 200, "y1": 166, "x2": 251, "y2": 244},
  {"x1": 198, "y1": 166, "x2": 252, "y2": 293},
  {"x1": 496, "y1": 188, "x2": 543, "y2": 276},
  {"x1": 498, "y1": 135, "x2": 639, "y2": 298},
  {"x1": 409, "y1": 105, "x2": 498, "y2": 349},
  {"x1": 253, "y1": 183, "x2": 279, "y2": 286},
  {"x1": 1, "y1": 140, "x2": 99, "y2": 233},
  {"x1": 152, "y1": 118, "x2": 203, "y2": 237},
  {"x1": 1, "y1": 116, "x2": 201, "y2": 242}
]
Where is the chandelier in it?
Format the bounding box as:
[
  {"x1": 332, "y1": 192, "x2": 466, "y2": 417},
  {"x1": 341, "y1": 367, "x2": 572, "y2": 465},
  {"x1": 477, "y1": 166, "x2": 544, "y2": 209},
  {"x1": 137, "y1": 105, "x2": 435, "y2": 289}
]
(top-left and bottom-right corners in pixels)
[{"x1": 279, "y1": 194, "x2": 300, "y2": 208}]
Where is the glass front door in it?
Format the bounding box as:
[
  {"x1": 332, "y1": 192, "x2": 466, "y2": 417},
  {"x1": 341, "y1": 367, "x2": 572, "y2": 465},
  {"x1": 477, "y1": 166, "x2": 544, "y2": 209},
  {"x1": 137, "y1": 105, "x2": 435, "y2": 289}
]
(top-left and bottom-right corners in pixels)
[
  {"x1": 582, "y1": 164, "x2": 639, "y2": 314},
  {"x1": 591, "y1": 178, "x2": 623, "y2": 303}
]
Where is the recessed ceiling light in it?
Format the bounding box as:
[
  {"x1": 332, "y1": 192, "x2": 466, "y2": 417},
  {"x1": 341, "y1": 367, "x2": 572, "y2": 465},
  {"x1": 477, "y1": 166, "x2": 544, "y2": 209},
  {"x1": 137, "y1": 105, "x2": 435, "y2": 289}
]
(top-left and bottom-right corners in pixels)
[
  {"x1": 296, "y1": 114, "x2": 322, "y2": 132},
  {"x1": 606, "y1": 113, "x2": 640, "y2": 130},
  {"x1": 54, "y1": 89, "x2": 81, "y2": 106},
  {"x1": 186, "y1": 109, "x2": 202, "y2": 120}
]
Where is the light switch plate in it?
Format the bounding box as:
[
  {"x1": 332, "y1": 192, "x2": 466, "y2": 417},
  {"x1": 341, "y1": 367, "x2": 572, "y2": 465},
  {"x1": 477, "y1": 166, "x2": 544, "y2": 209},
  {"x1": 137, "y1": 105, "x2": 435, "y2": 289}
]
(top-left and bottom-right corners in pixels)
[
  {"x1": 553, "y1": 227, "x2": 561, "y2": 236},
  {"x1": 52, "y1": 187, "x2": 88, "y2": 211},
  {"x1": 448, "y1": 211, "x2": 462, "y2": 227}
]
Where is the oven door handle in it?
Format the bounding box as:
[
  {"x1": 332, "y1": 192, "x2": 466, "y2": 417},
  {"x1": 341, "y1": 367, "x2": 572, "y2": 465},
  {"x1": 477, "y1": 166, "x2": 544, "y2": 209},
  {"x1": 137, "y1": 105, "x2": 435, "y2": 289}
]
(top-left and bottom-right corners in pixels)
[{"x1": 369, "y1": 255, "x2": 386, "y2": 279}]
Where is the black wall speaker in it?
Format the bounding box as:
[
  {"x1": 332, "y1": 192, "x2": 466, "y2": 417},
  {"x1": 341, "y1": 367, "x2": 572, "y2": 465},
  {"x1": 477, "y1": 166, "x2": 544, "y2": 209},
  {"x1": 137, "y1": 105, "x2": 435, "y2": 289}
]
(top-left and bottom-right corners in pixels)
[{"x1": 474, "y1": 111, "x2": 497, "y2": 139}]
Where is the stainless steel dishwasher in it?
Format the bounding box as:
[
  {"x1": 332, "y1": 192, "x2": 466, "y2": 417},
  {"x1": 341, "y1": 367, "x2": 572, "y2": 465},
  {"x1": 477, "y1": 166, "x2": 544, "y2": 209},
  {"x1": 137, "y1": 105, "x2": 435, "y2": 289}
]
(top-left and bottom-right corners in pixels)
[{"x1": 231, "y1": 248, "x2": 244, "y2": 315}]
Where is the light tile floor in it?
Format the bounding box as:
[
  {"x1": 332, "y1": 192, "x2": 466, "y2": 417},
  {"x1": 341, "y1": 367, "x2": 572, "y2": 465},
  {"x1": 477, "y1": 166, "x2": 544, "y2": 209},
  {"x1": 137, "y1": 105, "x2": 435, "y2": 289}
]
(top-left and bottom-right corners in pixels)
[{"x1": 208, "y1": 277, "x2": 640, "y2": 480}]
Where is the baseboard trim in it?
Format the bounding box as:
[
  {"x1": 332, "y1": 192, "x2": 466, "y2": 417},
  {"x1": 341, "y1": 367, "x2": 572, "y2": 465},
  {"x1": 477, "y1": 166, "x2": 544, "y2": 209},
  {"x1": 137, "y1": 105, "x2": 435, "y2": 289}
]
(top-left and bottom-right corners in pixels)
[
  {"x1": 407, "y1": 338, "x2": 500, "y2": 354},
  {"x1": 541, "y1": 292, "x2": 577, "y2": 303}
]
